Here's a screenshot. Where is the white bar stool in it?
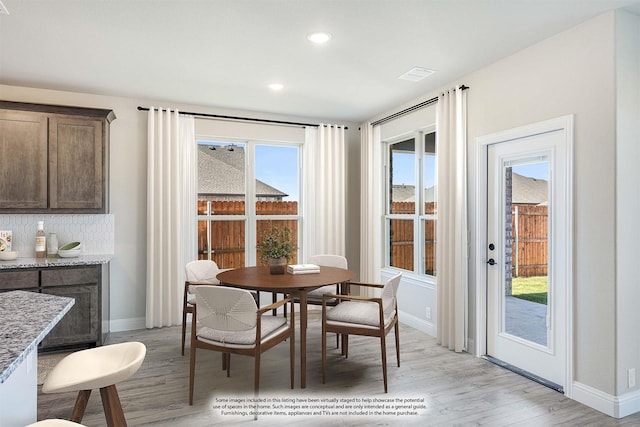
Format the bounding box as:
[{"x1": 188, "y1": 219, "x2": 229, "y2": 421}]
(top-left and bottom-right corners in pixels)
[
  {"x1": 26, "y1": 420, "x2": 85, "y2": 427},
  {"x1": 42, "y1": 342, "x2": 146, "y2": 427}
]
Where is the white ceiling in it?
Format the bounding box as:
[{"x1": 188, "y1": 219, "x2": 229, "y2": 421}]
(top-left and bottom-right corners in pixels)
[{"x1": 1, "y1": 0, "x2": 639, "y2": 123}]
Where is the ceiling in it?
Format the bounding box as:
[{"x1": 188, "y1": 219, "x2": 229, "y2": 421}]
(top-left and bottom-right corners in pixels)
[{"x1": 1, "y1": 0, "x2": 639, "y2": 123}]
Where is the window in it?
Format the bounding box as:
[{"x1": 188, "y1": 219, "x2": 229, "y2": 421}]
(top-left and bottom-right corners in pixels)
[
  {"x1": 385, "y1": 130, "x2": 436, "y2": 276},
  {"x1": 197, "y1": 140, "x2": 300, "y2": 268}
]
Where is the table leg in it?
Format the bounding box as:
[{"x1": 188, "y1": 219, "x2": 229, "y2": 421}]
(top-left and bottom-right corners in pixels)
[{"x1": 299, "y1": 290, "x2": 308, "y2": 388}]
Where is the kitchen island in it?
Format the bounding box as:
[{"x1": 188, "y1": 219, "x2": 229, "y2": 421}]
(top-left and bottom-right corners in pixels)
[{"x1": 0, "y1": 290, "x2": 74, "y2": 427}]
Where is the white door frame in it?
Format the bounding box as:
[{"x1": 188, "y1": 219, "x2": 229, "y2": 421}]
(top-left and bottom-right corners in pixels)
[{"x1": 473, "y1": 115, "x2": 574, "y2": 397}]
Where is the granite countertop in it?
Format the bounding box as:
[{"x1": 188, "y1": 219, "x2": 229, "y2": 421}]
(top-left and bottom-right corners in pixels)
[
  {"x1": 0, "y1": 255, "x2": 112, "y2": 270},
  {"x1": 0, "y1": 290, "x2": 74, "y2": 383}
]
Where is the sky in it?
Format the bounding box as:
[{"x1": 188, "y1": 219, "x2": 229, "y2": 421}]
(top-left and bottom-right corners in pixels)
[{"x1": 255, "y1": 145, "x2": 299, "y2": 201}]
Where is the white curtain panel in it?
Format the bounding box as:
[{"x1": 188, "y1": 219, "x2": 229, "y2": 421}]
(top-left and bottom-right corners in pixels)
[
  {"x1": 146, "y1": 108, "x2": 197, "y2": 328},
  {"x1": 359, "y1": 123, "x2": 383, "y2": 288},
  {"x1": 302, "y1": 125, "x2": 346, "y2": 258},
  {"x1": 436, "y1": 88, "x2": 468, "y2": 352}
]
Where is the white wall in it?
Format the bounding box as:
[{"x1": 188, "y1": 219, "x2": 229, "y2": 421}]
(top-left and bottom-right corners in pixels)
[
  {"x1": 465, "y1": 11, "x2": 618, "y2": 395},
  {"x1": 0, "y1": 84, "x2": 360, "y2": 330},
  {"x1": 615, "y1": 10, "x2": 640, "y2": 401},
  {"x1": 368, "y1": 9, "x2": 639, "y2": 416}
]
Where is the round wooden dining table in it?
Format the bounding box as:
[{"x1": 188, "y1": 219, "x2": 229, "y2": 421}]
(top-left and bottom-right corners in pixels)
[{"x1": 217, "y1": 265, "x2": 354, "y2": 389}]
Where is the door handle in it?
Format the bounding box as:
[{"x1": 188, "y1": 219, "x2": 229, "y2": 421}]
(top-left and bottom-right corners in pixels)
[{"x1": 486, "y1": 258, "x2": 497, "y2": 266}]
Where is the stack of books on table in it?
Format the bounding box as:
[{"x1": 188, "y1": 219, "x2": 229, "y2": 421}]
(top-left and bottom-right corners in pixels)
[{"x1": 287, "y1": 264, "x2": 321, "y2": 275}]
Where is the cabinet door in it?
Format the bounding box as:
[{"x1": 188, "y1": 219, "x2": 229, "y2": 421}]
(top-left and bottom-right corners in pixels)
[
  {"x1": 49, "y1": 117, "x2": 104, "y2": 210},
  {"x1": 0, "y1": 111, "x2": 48, "y2": 209},
  {"x1": 40, "y1": 266, "x2": 101, "y2": 350},
  {"x1": 40, "y1": 284, "x2": 99, "y2": 349}
]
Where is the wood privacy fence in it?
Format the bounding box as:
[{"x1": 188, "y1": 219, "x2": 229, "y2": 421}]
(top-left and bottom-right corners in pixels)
[
  {"x1": 197, "y1": 200, "x2": 548, "y2": 276},
  {"x1": 197, "y1": 200, "x2": 298, "y2": 268},
  {"x1": 389, "y1": 202, "x2": 436, "y2": 274},
  {"x1": 511, "y1": 205, "x2": 548, "y2": 277}
]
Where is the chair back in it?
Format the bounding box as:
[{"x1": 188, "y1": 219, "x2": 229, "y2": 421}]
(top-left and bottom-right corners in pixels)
[
  {"x1": 193, "y1": 285, "x2": 258, "y2": 331},
  {"x1": 185, "y1": 260, "x2": 220, "y2": 284},
  {"x1": 308, "y1": 254, "x2": 348, "y2": 269},
  {"x1": 381, "y1": 272, "x2": 402, "y2": 316}
]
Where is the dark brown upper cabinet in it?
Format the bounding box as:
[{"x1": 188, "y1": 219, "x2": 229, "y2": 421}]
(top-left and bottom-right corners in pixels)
[{"x1": 0, "y1": 101, "x2": 115, "y2": 213}]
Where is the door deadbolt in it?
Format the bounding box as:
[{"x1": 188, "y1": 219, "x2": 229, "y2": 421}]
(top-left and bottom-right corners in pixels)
[{"x1": 488, "y1": 243, "x2": 495, "y2": 250}]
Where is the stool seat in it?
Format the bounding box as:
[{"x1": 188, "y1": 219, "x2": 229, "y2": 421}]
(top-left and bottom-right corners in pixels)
[
  {"x1": 26, "y1": 420, "x2": 86, "y2": 427},
  {"x1": 41, "y1": 342, "x2": 146, "y2": 427},
  {"x1": 43, "y1": 342, "x2": 146, "y2": 393}
]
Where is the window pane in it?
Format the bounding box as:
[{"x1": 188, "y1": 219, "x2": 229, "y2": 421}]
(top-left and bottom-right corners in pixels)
[
  {"x1": 197, "y1": 142, "x2": 246, "y2": 215},
  {"x1": 255, "y1": 145, "x2": 299, "y2": 215},
  {"x1": 256, "y1": 220, "x2": 298, "y2": 265},
  {"x1": 424, "y1": 132, "x2": 436, "y2": 214},
  {"x1": 389, "y1": 219, "x2": 413, "y2": 270},
  {"x1": 389, "y1": 139, "x2": 415, "y2": 214},
  {"x1": 198, "y1": 219, "x2": 245, "y2": 269},
  {"x1": 423, "y1": 219, "x2": 436, "y2": 275}
]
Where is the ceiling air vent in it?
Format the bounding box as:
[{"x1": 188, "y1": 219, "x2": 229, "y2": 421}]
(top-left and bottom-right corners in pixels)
[{"x1": 398, "y1": 67, "x2": 435, "y2": 82}]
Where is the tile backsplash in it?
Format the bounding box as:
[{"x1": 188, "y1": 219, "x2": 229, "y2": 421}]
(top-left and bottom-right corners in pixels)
[{"x1": 0, "y1": 214, "x2": 114, "y2": 256}]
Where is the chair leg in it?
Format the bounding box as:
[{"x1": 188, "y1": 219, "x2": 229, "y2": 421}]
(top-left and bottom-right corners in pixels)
[
  {"x1": 272, "y1": 292, "x2": 280, "y2": 316},
  {"x1": 290, "y1": 330, "x2": 295, "y2": 389},
  {"x1": 380, "y1": 335, "x2": 388, "y2": 393},
  {"x1": 189, "y1": 341, "x2": 197, "y2": 405},
  {"x1": 99, "y1": 384, "x2": 127, "y2": 427},
  {"x1": 395, "y1": 322, "x2": 400, "y2": 367},
  {"x1": 226, "y1": 353, "x2": 231, "y2": 377},
  {"x1": 181, "y1": 311, "x2": 187, "y2": 356},
  {"x1": 344, "y1": 335, "x2": 349, "y2": 358},
  {"x1": 253, "y1": 354, "x2": 260, "y2": 421},
  {"x1": 321, "y1": 320, "x2": 327, "y2": 384},
  {"x1": 70, "y1": 389, "x2": 92, "y2": 423},
  {"x1": 290, "y1": 299, "x2": 295, "y2": 389}
]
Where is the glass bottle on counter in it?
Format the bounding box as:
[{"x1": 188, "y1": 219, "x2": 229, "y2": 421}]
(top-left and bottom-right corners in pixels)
[
  {"x1": 47, "y1": 232, "x2": 59, "y2": 257},
  {"x1": 35, "y1": 221, "x2": 46, "y2": 258}
]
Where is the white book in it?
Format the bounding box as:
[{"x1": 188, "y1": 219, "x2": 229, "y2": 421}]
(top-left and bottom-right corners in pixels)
[
  {"x1": 288, "y1": 263, "x2": 320, "y2": 271},
  {"x1": 287, "y1": 264, "x2": 320, "y2": 274},
  {"x1": 288, "y1": 269, "x2": 321, "y2": 275}
]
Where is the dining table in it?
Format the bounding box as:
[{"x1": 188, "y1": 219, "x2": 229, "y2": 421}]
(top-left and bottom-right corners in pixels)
[{"x1": 216, "y1": 265, "x2": 354, "y2": 389}]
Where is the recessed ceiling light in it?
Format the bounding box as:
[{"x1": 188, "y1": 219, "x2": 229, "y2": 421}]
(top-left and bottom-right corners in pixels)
[
  {"x1": 398, "y1": 67, "x2": 435, "y2": 82},
  {"x1": 268, "y1": 83, "x2": 284, "y2": 91},
  {"x1": 307, "y1": 32, "x2": 332, "y2": 45}
]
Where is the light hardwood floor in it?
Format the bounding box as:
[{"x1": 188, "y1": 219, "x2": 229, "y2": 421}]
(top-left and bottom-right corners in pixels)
[{"x1": 37, "y1": 310, "x2": 640, "y2": 426}]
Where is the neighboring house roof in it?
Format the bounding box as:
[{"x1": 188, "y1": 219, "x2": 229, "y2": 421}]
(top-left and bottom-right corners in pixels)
[
  {"x1": 198, "y1": 145, "x2": 287, "y2": 198},
  {"x1": 392, "y1": 185, "x2": 436, "y2": 203},
  {"x1": 511, "y1": 172, "x2": 547, "y2": 205},
  {"x1": 391, "y1": 172, "x2": 547, "y2": 205}
]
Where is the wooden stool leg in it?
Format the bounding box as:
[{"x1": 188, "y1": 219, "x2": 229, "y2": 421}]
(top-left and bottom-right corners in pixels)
[
  {"x1": 100, "y1": 384, "x2": 127, "y2": 427},
  {"x1": 70, "y1": 389, "x2": 92, "y2": 423}
]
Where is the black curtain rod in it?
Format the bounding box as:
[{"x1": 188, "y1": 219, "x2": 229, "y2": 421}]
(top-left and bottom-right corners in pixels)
[
  {"x1": 371, "y1": 84, "x2": 469, "y2": 127},
  {"x1": 137, "y1": 106, "x2": 348, "y2": 130}
]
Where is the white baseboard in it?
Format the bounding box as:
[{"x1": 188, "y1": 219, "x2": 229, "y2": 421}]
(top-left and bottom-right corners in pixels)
[
  {"x1": 572, "y1": 381, "x2": 640, "y2": 418},
  {"x1": 108, "y1": 317, "x2": 146, "y2": 333},
  {"x1": 399, "y1": 309, "x2": 435, "y2": 337}
]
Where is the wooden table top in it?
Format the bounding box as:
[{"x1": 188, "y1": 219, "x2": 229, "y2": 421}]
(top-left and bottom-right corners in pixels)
[{"x1": 216, "y1": 266, "x2": 354, "y2": 292}]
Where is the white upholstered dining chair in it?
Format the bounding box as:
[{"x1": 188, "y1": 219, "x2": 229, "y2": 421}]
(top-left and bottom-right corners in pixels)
[
  {"x1": 181, "y1": 260, "x2": 223, "y2": 355},
  {"x1": 321, "y1": 272, "x2": 402, "y2": 393},
  {"x1": 189, "y1": 285, "x2": 295, "y2": 416}
]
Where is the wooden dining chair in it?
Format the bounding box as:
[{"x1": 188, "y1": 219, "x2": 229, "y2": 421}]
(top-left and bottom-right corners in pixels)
[
  {"x1": 304, "y1": 254, "x2": 348, "y2": 304},
  {"x1": 189, "y1": 285, "x2": 295, "y2": 414},
  {"x1": 181, "y1": 260, "x2": 223, "y2": 356},
  {"x1": 321, "y1": 272, "x2": 402, "y2": 393},
  {"x1": 294, "y1": 254, "x2": 348, "y2": 347}
]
